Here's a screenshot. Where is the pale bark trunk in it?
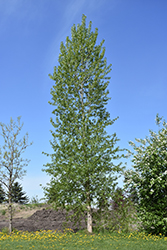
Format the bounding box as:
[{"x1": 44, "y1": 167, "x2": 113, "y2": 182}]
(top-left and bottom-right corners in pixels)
[
  {"x1": 87, "y1": 205, "x2": 92, "y2": 233},
  {"x1": 9, "y1": 154, "x2": 13, "y2": 234},
  {"x1": 8, "y1": 197, "x2": 12, "y2": 234}
]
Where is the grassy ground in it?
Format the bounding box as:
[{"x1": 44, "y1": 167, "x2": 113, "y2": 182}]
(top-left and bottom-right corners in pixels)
[{"x1": 0, "y1": 229, "x2": 167, "y2": 250}]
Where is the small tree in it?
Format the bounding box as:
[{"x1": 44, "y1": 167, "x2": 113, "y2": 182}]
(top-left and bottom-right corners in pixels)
[
  {"x1": 109, "y1": 187, "x2": 138, "y2": 233},
  {"x1": 11, "y1": 182, "x2": 29, "y2": 204},
  {"x1": 30, "y1": 195, "x2": 40, "y2": 204},
  {"x1": 0, "y1": 117, "x2": 32, "y2": 233},
  {"x1": 0, "y1": 183, "x2": 6, "y2": 203},
  {"x1": 124, "y1": 114, "x2": 167, "y2": 235},
  {"x1": 42, "y1": 15, "x2": 126, "y2": 233}
]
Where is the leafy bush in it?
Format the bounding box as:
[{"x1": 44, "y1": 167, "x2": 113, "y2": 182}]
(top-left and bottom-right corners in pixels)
[
  {"x1": 0, "y1": 209, "x2": 6, "y2": 215},
  {"x1": 124, "y1": 114, "x2": 167, "y2": 236},
  {"x1": 30, "y1": 195, "x2": 40, "y2": 204},
  {"x1": 1, "y1": 227, "x2": 9, "y2": 234},
  {"x1": 1, "y1": 227, "x2": 19, "y2": 235}
]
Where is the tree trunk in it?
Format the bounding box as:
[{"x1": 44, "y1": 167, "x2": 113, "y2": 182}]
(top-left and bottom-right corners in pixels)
[
  {"x1": 8, "y1": 178, "x2": 13, "y2": 234},
  {"x1": 8, "y1": 197, "x2": 12, "y2": 234},
  {"x1": 80, "y1": 60, "x2": 93, "y2": 233},
  {"x1": 87, "y1": 205, "x2": 92, "y2": 233}
]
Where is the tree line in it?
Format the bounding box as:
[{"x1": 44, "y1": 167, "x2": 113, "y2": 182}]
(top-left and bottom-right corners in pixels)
[{"x1": 0, "y1": 14, "x2": 167, "y2": 235}]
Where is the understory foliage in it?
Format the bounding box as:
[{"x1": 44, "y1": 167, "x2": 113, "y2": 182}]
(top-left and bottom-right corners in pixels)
[
  {"x1": 93, "y1": 187, "x2": 138, "y2": 233},
  {"x1": 110, "y1": 187, "x2": 138, "y2": 232},
  {"x1": 42, "y1": 15, "x2": 126, "y2": 232},
  {"x1": 124, "y1": 114, "x2": 167, "y2": 236}
]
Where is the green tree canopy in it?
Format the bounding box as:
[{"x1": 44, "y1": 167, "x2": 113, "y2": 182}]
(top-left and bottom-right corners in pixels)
[
  {"x1": 42, "y1": 15, "x2": 126, "y2": 233},
  {"x1": 124, "y1": 114, "x2": 167, "y2": 236}
]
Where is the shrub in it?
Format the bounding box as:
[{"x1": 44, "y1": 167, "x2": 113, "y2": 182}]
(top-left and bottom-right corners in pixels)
[{"x1": 124, "y1": 114, "x2": 167, "y2": 236}]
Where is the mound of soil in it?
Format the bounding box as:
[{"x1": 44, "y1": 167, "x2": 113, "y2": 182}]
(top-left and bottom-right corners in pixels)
[{"x1": 0, "y1": 208, "x2": 87, "y2": 232}]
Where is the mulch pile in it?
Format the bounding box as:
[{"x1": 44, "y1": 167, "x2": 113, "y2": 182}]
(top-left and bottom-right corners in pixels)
[{"x1": 0, "y1": 208, "x2": 87, "y2": 232}]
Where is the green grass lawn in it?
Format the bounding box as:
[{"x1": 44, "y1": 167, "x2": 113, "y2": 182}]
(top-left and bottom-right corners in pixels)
[{"x1": 0, "y1": 229, "x2": 167, "y2": 250}]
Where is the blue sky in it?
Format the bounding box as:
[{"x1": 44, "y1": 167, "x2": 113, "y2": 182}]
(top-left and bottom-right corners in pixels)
[{"x1": 0, "y1": 0, "x2": 167, "y2": 201}]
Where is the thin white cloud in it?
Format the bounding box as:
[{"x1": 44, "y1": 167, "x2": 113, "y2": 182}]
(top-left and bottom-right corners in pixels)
[
  {"x1": 0, "y1": 0, "x2": 45, "y2": 33},
  {"x1": 0, "y1": 0, "x2": 24, "y2": 26},
  {"x1": 46, "y1": 0, "x2": 117, "y2": 69},
  {"x1": 54, "y1": 0, "x2": 86, "y2": 39},
  {"x1": 46, "y1": 2, "x2": 90, "y2": 77},
  {"x1": 0, "y1": 0, "x2": 19, "y2": 31},
  {"x1": 0, "y1": 0, "x2": 20, "y2": 16},
  {"x1": 63, "y1": 0, "x2": 86, "y2": 24}
]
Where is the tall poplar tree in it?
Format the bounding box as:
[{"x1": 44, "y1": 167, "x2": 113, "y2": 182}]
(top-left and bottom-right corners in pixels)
[{"x1": 43, "y1": 15, "x2": 126, "y2": 233}]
